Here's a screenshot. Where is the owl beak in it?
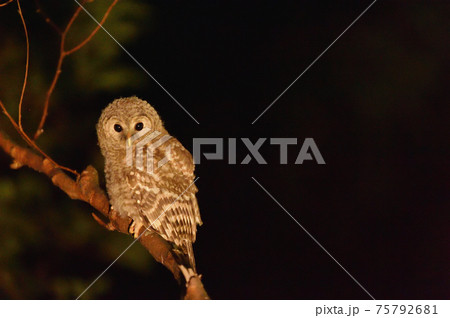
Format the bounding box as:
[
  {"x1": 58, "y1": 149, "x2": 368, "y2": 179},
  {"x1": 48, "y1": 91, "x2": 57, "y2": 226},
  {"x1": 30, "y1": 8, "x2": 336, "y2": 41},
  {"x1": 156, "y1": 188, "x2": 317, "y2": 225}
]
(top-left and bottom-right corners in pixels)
[{"x1": 126, "y1": 132, "x2": 132, "y2": 147}]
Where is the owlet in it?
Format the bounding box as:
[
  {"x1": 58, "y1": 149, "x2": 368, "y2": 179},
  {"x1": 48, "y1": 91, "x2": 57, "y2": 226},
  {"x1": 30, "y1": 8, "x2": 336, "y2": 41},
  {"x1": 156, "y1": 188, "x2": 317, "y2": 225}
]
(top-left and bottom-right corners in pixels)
[{"x1": 96, "y1": 96, "x2": 202, "y2": 270}]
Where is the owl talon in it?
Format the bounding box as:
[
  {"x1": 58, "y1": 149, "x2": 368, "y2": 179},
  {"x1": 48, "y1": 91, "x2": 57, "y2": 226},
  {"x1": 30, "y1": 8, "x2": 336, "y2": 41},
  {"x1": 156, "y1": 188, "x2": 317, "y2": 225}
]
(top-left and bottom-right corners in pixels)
[
  {"x1": 129, "y1": 220, "x2": 146, "y2": 238},
  {"x1": 179, "y1": 265, "x2": 196, "y2": 286},
  {"x1": 128, "y1": 220, "x2": 137, "y2": 238}
]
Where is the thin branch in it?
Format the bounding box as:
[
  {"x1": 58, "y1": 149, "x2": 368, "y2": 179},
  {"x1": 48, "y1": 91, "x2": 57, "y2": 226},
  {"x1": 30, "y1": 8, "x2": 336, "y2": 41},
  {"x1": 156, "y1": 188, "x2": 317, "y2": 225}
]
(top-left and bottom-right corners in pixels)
[
  {"x1": 33, "y1": 46, "x2": 65, "y2": 140},
  {"x1": 0, "y1": 100, "x2": 22, "y2": 132},
  {"x1": 16, "y1": 0, "x2": 29, "y2": 130},
  {"x1": 63, "y1": 0, "x2": 88, "y2": 36},
  {"x1": 0, "y1": 129, "x2": 210, "y2": 299},
  {"x1": 33, "y1": 0, "x2": 118, "y2": 140},
  {"x1": 33, "y1": 0, "x2": 62, "y2": 34},
  {"x1": 0, "y1": 1, "x2": 78, "y2": 176},
  {"x1": 0, "y1": 100, "x2": 79, "y2": 176},
  {"x1": 32, "y1": 2, "x2": 83, "y2": 140},
  {"x1": 65, "y1": 0, "x2": 119, "y2": 55},
  {"x1": 0, "y1": 0, "x2": 13, "y2": 8}
]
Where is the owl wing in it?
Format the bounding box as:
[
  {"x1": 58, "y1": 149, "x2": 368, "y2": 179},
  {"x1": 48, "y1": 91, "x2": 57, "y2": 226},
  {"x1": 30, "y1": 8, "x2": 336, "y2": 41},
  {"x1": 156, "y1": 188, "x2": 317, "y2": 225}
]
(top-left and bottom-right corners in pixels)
[{"x1": 126, "y1": 137, "x2": 201, "y2": 269}]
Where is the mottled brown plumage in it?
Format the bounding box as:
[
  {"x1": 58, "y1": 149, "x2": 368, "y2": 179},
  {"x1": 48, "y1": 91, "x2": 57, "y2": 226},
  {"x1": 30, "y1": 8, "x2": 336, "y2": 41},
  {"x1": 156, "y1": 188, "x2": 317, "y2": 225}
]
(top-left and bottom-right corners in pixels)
[{"x1": 97, "y1": 97, "x2": 202, "y2": 269}]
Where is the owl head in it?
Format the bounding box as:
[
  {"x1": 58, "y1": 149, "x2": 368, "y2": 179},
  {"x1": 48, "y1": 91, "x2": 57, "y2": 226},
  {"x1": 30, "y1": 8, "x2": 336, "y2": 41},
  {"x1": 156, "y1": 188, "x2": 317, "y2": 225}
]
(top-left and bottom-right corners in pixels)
[{"x1": 96, "y1": 96, "x2": 166, "y2": 155}]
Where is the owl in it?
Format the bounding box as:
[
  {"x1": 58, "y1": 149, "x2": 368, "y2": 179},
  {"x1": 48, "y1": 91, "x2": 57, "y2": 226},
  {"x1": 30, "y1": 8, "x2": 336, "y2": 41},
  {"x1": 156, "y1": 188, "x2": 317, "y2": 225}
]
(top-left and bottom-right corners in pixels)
[{"x1": 96, "y1": 96, "x2": 202, "y2": 270}]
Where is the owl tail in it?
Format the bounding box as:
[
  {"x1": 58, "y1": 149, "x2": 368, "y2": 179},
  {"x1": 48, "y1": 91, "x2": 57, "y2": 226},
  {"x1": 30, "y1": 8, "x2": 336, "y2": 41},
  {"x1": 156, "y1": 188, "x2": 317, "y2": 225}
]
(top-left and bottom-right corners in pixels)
[
  {"x1": 173, "y1": 240, "x2": 196, "y2": 273},
  {"x1": 185, "y1": 241, "x2": 196, "y2": 272}
]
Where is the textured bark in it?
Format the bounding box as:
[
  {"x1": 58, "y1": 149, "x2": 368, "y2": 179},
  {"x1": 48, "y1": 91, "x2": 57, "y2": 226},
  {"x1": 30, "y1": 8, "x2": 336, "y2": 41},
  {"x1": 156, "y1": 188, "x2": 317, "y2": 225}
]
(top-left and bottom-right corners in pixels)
[
  {"x1": 0, "y1": 129, "x2": 209, "y2": 299},
  {"x1": 184, "y1": 273, "x2": 210, "y2": 300}
]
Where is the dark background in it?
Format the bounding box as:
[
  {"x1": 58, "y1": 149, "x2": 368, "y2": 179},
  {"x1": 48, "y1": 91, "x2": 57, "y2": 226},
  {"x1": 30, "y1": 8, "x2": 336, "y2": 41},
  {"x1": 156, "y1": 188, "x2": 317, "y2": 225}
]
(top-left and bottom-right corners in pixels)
[{"x1": 0, "y1": 0, "x2": 448, "y2": 299}]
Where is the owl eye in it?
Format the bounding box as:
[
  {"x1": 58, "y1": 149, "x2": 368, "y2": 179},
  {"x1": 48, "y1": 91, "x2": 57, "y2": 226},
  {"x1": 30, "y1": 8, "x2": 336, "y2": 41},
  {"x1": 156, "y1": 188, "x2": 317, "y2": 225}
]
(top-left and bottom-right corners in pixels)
[
  {"x1": 135, "y1": 122, "x2": 144, "y2": 131},
  {"x1": 114, "y1": 124, "x2": 123, "y2": 132}
]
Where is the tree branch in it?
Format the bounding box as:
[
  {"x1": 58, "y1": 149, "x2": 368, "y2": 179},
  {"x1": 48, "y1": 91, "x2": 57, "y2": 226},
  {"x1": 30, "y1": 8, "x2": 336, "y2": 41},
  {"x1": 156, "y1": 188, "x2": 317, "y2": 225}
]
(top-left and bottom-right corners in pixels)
[
  {"x1": 0, "y1": 129, "x2": 209, "y2": 299},
  {"x1": 16, "y1": 0, "x2": 29, "y2": 130},
  {"x1": 64, "y1": 0, "x2": 119, "y2": 55},
  {"x1": 0, "y1": 0, "x2": 13, "y2": 8},
  {"x1": 0, "y1": 1, "x2": 79, "y2": 177},
  {"x1": 34, "y1": 0, "x2": 119, "y2": 140}
]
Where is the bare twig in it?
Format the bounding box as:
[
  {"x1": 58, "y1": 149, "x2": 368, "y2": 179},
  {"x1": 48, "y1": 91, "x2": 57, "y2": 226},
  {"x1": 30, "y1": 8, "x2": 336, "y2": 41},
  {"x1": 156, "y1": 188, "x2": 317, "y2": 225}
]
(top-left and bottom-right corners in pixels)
[
  {"x1": 0, "y1": 1, "x2": 79, "y2": 176},
  {"x1": 0, "y1": 100, "x2": 79, "y2": 176},
  {"x1": 1, "y1": 0, "x2": 119, "y2": 174},
  {"x1": 65, "y1": 0, "x2": 119, "y2": 55},
  {"x1": 0, "y1": 0, "x2": 13, "y2": 8},
  {"x1": 16, "y1": 0, "x2": 29, "y2": 130},
  {"x1": 33, "y1": 0, "x2": 62, "y2": 34},
  {"x1": 34, "y1": 0, "x2": 119, "y2": 140}
]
